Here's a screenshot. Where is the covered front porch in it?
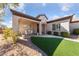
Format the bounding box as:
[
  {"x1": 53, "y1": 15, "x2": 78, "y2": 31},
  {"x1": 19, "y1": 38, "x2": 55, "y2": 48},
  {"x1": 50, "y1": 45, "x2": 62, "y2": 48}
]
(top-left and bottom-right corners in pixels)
[{"x1": 18, "y1": 18, "x2": 47, "y2": 35}]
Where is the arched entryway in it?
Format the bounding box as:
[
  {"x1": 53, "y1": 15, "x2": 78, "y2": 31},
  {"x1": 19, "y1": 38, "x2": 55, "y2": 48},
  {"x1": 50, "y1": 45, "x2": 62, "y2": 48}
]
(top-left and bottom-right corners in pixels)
[{"x1": 38, "y1": 22, "x2": 47, "y2": 35}]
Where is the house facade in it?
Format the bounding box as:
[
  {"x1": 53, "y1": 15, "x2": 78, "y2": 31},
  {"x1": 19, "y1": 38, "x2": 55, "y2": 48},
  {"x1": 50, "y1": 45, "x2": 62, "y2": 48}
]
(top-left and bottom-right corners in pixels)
[
  {"x1": 11, "y1": 9, "x2": 47, "y2": 35},
  {"x1": 11, "y1": 9, "x2": 79, "y2": 35},
  {"x1": 47, "y1": 15, "x2": 74, "y2": 35},
  {"x1": 70, "y1": 21, "x2": 79, "y2": 33}
]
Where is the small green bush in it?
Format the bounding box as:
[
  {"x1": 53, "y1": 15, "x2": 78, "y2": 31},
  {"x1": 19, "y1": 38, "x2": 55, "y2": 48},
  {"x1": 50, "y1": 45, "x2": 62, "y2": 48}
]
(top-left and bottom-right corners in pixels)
[
  {"x1": 47, "y1": 31, "x2": 52, "y2": 35},
  {"x1": 61, "y1": 32, "x2": 70, "y2": 37},
  {"x1": 53, "y1": 32, "x2": 59, "y2": 36},
  {"x1": 73, "y1": 29, "x2": 79, "y2": 35}
]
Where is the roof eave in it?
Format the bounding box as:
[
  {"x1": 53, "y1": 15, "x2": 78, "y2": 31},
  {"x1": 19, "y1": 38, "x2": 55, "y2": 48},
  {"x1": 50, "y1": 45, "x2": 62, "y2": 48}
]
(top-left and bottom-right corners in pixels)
[
  {"x1": 10, "y1": 9, "x2": 41, "y2": 22},
  {"x1": 47, "y1": 15, "x2": 74, "y2": 23}
]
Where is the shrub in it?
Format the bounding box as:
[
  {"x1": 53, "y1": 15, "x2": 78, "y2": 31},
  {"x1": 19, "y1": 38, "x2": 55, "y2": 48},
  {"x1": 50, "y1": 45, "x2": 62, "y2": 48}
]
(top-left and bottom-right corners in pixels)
[
  {"x1": 73, "y1": 29, "x2": 79, "y2": 35},
  {"x1": 61, "y1": 32, "x2": 70, "y2": 37},
  {"x1": 3, "y1": 28, "x2": 11, "y2": 40},
  {"x1": 3, "y1": 28, "x2": 18, "y2": 44},
  {"x1": 17, "y1": 32, "x2": 22, "y2": 36},
  {"x1": 11, "y1": 31, "x2": 18, "y2": 44},
  {"x1": 47, "y1": 31, "x2": 52, "y2": 35},
  {"x1": 53, "y1": 32, "x2": 59, "y2": 36}
]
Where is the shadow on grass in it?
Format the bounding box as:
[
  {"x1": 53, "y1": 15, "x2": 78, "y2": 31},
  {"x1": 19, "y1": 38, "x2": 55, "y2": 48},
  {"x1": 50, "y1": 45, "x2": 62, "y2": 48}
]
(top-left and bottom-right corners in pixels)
[
  {"x1": 17, "y1": 39, "x2": 46, "y2": 56},
  {"x1": 31, "y1": 36, "x2": 63, "y2": 56}
]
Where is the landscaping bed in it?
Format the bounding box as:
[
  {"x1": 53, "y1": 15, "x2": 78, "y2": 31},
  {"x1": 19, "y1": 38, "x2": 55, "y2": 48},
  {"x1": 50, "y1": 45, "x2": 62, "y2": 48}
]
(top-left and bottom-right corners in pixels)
[
  {"x1": 31, "y1": 35, "x2": 79, "y2": 56},
  {"x1": 0, "y1": 34, "x2": 46, "y2": 56}
]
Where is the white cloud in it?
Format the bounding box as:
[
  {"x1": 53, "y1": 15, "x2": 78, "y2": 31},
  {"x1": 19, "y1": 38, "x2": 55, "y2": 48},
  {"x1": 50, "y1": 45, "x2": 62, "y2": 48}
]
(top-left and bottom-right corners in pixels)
[
  {"x1": 1, "y1": 22, "x2": 7, "y2": 25},
  {"x1": 51, "y1": 15, "x2": 60, "y2": 20},
  {"x1": 7, "y1": 24, "x2": 12, "y2": 28},
  {"x1": 62, "y1": 6, "x2": 69, "y2": 11},
  {"x1": 2, "y1": 20, "x2": 12, "y2": 28},
  {"x1": 7, "y1": 20, "x2": 12, "y2": 28},
  {"x1": 9, "y1": 20, "x2": 12, "y2": 24},
  {"x1": 42, "y1": 3, "x2": 46, "y2": 6},
  {"x1": 18, "y1": 3, "x2": 25, "y2": 9},
  {"x1": 60, "y1": 4, "x2": 72, "y2": 11},
  {"x1": 0, "y1": 9, "x2": 4, "y2": 14},
  {"x1": 17, "y1": 3, "x2": 26, "y2": 13},
  {"x1": 72, "y1": 15, "x2": 79, "y2": 21}
]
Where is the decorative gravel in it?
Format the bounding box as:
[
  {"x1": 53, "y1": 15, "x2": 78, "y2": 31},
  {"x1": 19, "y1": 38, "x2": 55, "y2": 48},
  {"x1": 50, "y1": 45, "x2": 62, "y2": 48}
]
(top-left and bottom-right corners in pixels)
[{"x1": 0, "y1": 34, "x2": 46, "y2": 56}]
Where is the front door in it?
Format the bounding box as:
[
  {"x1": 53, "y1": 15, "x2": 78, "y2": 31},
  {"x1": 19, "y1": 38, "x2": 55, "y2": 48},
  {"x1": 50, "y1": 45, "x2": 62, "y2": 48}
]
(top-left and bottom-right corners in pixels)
[{"x1": 37, "y1": 24, "x2": 39, "y2": 33}]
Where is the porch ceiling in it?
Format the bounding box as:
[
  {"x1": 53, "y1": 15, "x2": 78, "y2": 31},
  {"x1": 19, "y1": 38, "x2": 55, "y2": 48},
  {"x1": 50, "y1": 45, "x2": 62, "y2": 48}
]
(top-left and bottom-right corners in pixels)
[
  {"x1": 19, "y1": 17, "x2": 40, "y2": 24},
  {"x1": 19, "y1": 18, "x2": 39, "y2": 24}
]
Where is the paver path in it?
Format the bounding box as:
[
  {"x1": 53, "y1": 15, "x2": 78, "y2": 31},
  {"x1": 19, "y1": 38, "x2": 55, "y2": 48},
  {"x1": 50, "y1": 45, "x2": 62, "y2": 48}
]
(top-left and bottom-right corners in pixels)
[{"x1": 0, "y1": 34, "x2": 46, "y2": 56}]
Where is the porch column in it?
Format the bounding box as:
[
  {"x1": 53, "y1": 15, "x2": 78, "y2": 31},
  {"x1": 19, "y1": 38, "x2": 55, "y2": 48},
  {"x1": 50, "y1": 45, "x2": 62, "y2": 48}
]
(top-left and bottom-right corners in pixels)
[
  {"x1": 45, "y1": 24, "x2": 47, "y2": 34},
  {"x1": 39, "y1": 22, "x2": 42, "y2": 35}
]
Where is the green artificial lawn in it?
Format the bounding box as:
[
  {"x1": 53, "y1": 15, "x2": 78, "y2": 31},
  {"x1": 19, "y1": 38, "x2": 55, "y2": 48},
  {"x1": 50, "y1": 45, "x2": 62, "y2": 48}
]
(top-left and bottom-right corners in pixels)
[
  {"x1": 31, "y1": 36, "x2": 79, "y2": 56},
  {"x1": 53, "y1": 40, "x2": 79, "y2": 56}
]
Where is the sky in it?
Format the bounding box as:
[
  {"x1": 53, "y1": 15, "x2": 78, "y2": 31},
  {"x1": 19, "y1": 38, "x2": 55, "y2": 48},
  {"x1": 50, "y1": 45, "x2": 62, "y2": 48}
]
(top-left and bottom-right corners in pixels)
[{"x1": 2, "y1": 3, "x2": 79, "y2": 27}]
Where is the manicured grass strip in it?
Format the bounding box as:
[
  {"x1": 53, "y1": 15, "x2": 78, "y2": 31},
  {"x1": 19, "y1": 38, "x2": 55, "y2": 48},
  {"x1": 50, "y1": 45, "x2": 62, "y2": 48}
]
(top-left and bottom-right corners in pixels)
[
  {"x1": 53, "y1": 39, "x2": 79, "y2": 56},
  {"x1": 31, "y1": 36, "x2": 63, "y2": 56}
]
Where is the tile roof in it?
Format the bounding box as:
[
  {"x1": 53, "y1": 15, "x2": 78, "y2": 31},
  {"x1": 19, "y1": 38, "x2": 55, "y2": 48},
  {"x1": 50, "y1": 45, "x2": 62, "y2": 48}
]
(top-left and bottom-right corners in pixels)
[
  {"x1": 10, "y1": 9, "x2": 79, "y2": 23},
  {"x1": 10, "y1": 9, "x2": 41, "y2": 21},
  {"x1": 36, "y1": 14, "x2": 48, "y2": 20},
  {"x1": 47, "y1": 15, "x2": 74, "y2": 23}
]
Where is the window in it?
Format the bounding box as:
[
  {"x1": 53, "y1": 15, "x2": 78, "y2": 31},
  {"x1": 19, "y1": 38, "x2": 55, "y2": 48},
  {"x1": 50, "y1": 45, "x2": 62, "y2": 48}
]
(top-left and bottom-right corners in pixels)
[
  {"x1": 58, "y1": 24, "x2": 60, "y2": 30},
  {"x1": 52, "y1": 24, "x2": 56, "y2": 30},
  {"x1": 52, "y1": 24, "x2": 60, "y2": 30}
]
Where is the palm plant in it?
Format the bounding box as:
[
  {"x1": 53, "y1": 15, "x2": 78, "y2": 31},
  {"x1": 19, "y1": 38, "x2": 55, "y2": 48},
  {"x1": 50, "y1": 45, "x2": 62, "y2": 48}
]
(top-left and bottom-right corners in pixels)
[
  {"x1": 0, "y1": 3, "x2": 19, "y2": 16},
  {"x1": 0, "y1": 3, "x2": 19, "y2": 9},
  {"x1": 0, "y1": 3, "x2": 19, "y2": 44},
  {"x1": 0, "y1": 3, "x2": 19, "y2": 27}
]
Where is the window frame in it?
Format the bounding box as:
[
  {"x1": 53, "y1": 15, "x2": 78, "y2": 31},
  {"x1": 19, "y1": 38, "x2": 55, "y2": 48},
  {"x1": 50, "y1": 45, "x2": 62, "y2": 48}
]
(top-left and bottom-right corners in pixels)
[{"x1": 52, "y1": 24, "x2": 60, "y2": 30}]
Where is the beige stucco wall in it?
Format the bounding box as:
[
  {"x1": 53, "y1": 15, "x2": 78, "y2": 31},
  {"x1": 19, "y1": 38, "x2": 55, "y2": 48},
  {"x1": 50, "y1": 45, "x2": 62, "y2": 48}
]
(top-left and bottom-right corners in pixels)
[
  {"x1": 12, "y1": 15, "x2": 38, "y2": 34},
  {"x1": 60, "y1": 21, "x2": 70, "y2": 32},
  {"x1": 70, "y1": 22, "x2": 79, "y2": 33},
  {"x1": 37, "y1": 16, "x2": 47, "y2": 34},
  {"x1": 47, "y1": 19, "x2": 70, "y2": 34},
  {"x1": 37, "y1": 16, "x2": 47, "y2": 24},
  {"x1": 19, "y1": 18, "x2": 38, "y2": 34},
  {"x1": 12, "y1": 15, "x2": 19, "y2": 33}
]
